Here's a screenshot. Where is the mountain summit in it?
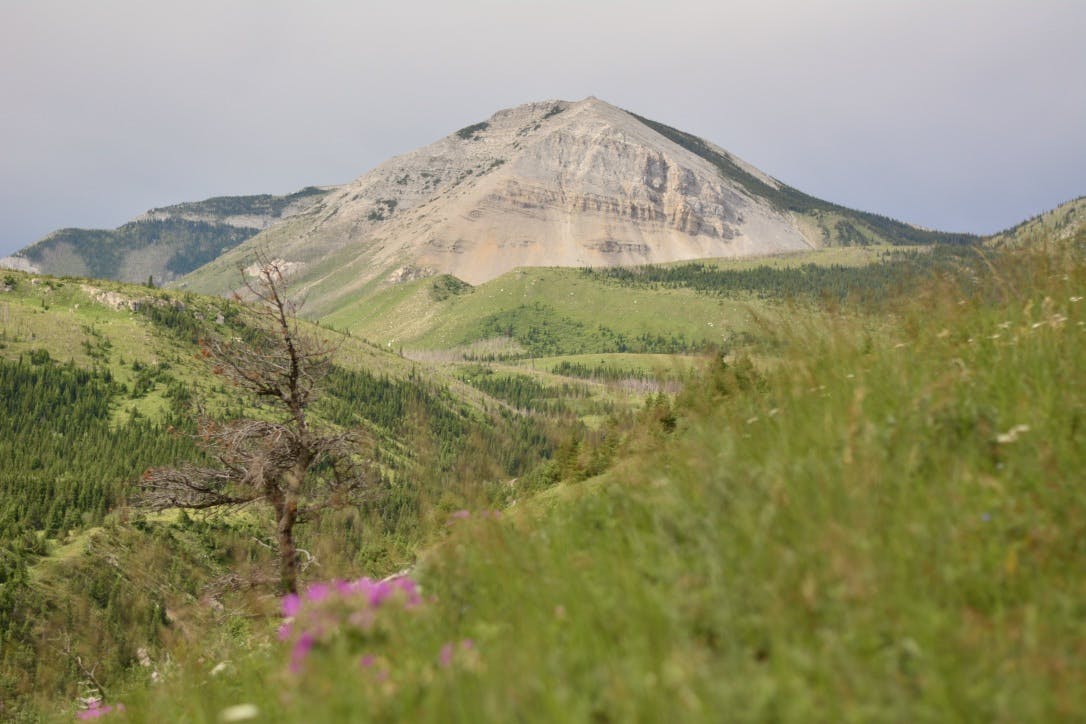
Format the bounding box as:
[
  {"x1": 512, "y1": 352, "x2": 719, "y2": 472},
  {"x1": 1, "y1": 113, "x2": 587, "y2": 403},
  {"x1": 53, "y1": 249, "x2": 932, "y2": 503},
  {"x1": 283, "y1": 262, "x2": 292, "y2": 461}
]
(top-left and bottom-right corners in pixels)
[
  {"x1": 224, "y1": 97, "x2": 816, "y2": 285},
  {"x1": 179, "y1": 97, "x2": 971, "y2": 313}
]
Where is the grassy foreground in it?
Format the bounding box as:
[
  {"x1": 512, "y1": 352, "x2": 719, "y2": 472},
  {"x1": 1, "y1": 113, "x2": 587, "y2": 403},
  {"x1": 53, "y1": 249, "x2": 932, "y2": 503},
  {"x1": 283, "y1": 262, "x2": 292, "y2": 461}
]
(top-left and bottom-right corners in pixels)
[{"x1": 80, "y1": 244, "x2": 1085, "y2": 721}]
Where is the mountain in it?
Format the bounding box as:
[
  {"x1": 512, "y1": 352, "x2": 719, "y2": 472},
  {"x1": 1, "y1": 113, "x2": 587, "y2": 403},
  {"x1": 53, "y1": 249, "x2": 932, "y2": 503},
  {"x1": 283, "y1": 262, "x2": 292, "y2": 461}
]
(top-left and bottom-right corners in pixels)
[
  {"x1": 176, "y1": 97, "x2": 975, "y2": 317},
  {"x1": 1, "y1": 186, "x2": 333, "y2": 284}
]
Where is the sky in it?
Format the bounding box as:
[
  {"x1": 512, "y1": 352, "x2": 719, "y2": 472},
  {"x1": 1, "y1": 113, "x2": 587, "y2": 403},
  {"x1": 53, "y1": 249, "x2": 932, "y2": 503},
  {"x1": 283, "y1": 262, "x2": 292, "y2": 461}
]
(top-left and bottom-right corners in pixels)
[{"x1": 2, "y1": 0, "x2": 1084, "y2": 256}]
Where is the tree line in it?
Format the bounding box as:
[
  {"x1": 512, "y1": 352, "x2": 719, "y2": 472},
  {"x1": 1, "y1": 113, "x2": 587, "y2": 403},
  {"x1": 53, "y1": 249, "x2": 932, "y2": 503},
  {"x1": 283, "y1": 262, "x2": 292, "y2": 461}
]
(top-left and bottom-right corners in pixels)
[{"x1": 580, "y1": 246, "x2": 981, "y2": 303}]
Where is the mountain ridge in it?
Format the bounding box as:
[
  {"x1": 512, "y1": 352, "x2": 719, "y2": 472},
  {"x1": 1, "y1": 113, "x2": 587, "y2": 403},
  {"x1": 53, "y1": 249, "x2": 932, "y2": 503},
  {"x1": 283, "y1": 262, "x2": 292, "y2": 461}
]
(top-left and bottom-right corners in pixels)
[
  {"x1": 175, "y1": 97, "x2": 979, "y2": 318},
  {"x1": 7, "y1": 97, "x2": 987, "y2": 300},
  {"x1": 2, "y1": 186, "x2": 334, "y2": 284}
]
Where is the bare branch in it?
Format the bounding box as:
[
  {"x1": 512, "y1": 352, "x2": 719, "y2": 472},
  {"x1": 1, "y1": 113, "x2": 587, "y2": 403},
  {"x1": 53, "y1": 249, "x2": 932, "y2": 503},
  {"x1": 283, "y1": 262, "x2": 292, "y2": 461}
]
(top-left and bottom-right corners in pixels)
[
  {"x1": 138, "y1": 464, "x2": 262, "y2": 511},
  {"x1": 134, "y1": 249, "x2": 371, "y2": 594}
]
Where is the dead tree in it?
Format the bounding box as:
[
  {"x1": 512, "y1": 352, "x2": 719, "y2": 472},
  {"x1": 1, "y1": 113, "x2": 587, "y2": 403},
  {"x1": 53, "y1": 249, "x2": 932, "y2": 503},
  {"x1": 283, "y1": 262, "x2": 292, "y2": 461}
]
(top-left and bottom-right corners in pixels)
[{"x1": 138, "y1": 256, "x2": 370, "y2": 593}]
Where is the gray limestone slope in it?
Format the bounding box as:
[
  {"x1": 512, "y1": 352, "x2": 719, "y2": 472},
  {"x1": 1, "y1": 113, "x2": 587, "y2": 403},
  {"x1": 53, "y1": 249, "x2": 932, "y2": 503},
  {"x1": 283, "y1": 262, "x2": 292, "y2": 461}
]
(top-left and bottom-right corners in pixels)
[
  {"x1": 178, "y1": 97, "x2": 836, "y2": 314},
  {"x1": 3, "y1": 187, "x2": 333, "y2": 284}
]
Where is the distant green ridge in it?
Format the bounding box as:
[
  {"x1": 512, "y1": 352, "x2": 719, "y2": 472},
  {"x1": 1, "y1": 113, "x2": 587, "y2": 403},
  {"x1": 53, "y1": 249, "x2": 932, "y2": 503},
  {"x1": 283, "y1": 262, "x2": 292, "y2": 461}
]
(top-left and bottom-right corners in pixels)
[
  {"x1": 990, "y1": 195, "x2": 1086, "y2": 247},
  {"x1": 10, "y1": 186, "x2": 332, "y2": 284}
]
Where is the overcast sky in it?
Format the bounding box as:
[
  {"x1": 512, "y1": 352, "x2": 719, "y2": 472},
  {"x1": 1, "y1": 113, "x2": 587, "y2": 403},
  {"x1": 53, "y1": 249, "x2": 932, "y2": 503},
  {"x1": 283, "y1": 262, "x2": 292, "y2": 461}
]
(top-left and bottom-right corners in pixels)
[{"x1": 2, "y1": 0, "x2": 1084, "y2": 256}]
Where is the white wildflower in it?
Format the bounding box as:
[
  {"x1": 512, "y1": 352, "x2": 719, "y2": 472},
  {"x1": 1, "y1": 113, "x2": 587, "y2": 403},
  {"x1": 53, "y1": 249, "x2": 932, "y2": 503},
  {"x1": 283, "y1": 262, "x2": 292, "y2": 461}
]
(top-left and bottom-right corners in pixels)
[
  {"x1": 220, "y1": 703, "x2": 260, "y2": 722},
  {"x1": 995, "y1": 424, "x2": 1030, "y2": 444}
]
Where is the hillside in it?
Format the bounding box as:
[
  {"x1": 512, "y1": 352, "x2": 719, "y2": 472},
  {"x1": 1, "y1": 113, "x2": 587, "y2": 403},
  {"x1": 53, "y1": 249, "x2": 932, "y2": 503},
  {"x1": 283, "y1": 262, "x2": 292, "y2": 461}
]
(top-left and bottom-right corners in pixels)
[
  {"x1": 1, "y1": 186, "x2": 333, "y2": 285},
  {"x1": 102, "y1": 235, "x2": 1086, "y2": 721},
  {"x1": 317, "y1": 244, "x2": 978, "y2": 363},
  {"x1": 989, "y1": 196, "x2": 1086, "y2": 248},
  {"x1": 0, "y1": 268, "x2": 572, "y2": 717},
  {"x1": 176, "y1": 98, "x2": 976, "y2": 319},
  {"x1": 2, "y1": 228, "x2": 1083, "y2": 720}
]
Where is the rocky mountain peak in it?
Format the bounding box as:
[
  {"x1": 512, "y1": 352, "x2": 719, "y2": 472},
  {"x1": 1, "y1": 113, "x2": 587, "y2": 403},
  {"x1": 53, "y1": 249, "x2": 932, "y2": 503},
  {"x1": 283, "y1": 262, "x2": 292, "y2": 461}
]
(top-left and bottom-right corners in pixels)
[
  {"x1": 162, "y1": 97, "x2": 975, "y2": 316},
  {"x1": 182, "y1": 97, "x2": 816, "y2": 313}
]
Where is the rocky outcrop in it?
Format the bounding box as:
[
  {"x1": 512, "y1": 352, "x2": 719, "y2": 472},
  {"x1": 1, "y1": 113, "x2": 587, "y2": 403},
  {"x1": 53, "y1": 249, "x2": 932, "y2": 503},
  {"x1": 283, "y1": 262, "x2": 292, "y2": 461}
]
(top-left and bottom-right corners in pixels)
[{"x1": 0, "y1": 256, "x2": 39, "y2": 273}]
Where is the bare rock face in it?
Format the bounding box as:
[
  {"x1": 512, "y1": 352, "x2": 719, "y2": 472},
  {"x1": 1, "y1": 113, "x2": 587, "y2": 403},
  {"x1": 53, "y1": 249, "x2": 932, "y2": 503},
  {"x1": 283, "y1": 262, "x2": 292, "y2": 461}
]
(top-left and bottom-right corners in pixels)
[
  {"x1": 0, "y1": 256, "x2": 39, "y2": 273},
  {"x1": 185, "y1": 97, "x2": 815, "y2": 312}
]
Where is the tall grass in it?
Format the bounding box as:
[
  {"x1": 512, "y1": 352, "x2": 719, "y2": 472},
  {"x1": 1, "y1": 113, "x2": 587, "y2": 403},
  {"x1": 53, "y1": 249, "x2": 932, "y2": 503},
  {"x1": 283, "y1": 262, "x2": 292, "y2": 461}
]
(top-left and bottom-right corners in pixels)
[{"x1": 104, "y1": 244, "x2": 1085, "y2": 722}]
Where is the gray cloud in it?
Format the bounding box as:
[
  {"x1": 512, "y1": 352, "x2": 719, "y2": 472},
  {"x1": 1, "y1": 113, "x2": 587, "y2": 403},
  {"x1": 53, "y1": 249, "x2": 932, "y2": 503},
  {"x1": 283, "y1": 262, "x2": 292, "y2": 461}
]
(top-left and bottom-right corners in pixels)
[{"x1": 2, "y1": 0, "x2": 1084, "y2": 255}]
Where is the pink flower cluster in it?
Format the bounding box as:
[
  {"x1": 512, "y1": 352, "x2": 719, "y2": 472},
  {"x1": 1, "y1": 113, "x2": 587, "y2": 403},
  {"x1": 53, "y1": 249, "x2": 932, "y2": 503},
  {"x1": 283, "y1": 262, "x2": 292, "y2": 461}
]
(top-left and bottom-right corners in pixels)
[
  {"x1": 278, "y1": 576, "x2": 422, "y2": 673},
  {"x1": 76, "y1": 699, "x2": 125, "y2": 720}
]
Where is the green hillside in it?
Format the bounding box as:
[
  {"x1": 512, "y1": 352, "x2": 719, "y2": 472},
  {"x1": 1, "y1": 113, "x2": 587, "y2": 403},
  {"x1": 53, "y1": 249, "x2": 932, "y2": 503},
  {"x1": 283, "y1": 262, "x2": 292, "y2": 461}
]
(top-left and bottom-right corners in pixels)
[
  {"x1": 2, "y1": 228, "x2": 1084, "y2": 720},
  {"x1": 97, "y1": 235, "x2": 1084, "y2": 722},
  {"x1": 990, "y1": 196, "x2": 1086, "y2": 248},
  {"x1": 9, "y1": 187, "x2": 331, "y2": 285},
  {"x1": 0, "y1": 270, "x2": 564, "y2": 717},
  {"x1": 323, "y1": 245, "x2": 969, "y2": 359}
]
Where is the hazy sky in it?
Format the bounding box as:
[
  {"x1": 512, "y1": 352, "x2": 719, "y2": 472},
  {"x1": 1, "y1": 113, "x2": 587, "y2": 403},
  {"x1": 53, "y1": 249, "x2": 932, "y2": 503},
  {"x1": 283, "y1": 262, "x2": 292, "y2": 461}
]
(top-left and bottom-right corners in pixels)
[{"x1": 2, "y1": 1, "x2": 1084, "y2": 256}]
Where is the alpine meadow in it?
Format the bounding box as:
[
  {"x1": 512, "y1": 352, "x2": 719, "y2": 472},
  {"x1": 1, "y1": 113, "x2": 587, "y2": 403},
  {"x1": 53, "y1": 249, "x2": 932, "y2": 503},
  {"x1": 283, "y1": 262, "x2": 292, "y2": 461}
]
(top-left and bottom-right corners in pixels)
[{"x1": 0, "y1": 92, "x2": 1084, "y2": 723}]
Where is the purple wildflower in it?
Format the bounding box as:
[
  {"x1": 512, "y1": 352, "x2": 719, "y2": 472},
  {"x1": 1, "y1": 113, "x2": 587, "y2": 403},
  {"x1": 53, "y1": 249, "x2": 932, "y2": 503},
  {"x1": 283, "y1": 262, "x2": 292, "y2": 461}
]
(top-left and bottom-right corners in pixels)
[
  {"x1": 305, "y1": 582, "x2": 331, "y2": 603},
  {"x1": 282, "y1": 593, "x2": 301, "y2": 617},
  {"x1": 279, "y1": 574, "x2": 424, "y2": 674},
  {"x1": 360, "y1": 654, "x2": 376, "y2": 668},
  {"x1": 367, "y1": 581, "x2": 388, "y2": 607},
  {"x1": 439, "y1": 642, "x2": 455, "y2": 668},
  {"x1": 290, "y1": 631, "x2": 316, "y2": 673},
  {"x1": 389, "y1": 576, "x2": 422, "y2": 606},
  {"x1": 76, "y1": 700, "x2": 125, "y2": 720}
]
